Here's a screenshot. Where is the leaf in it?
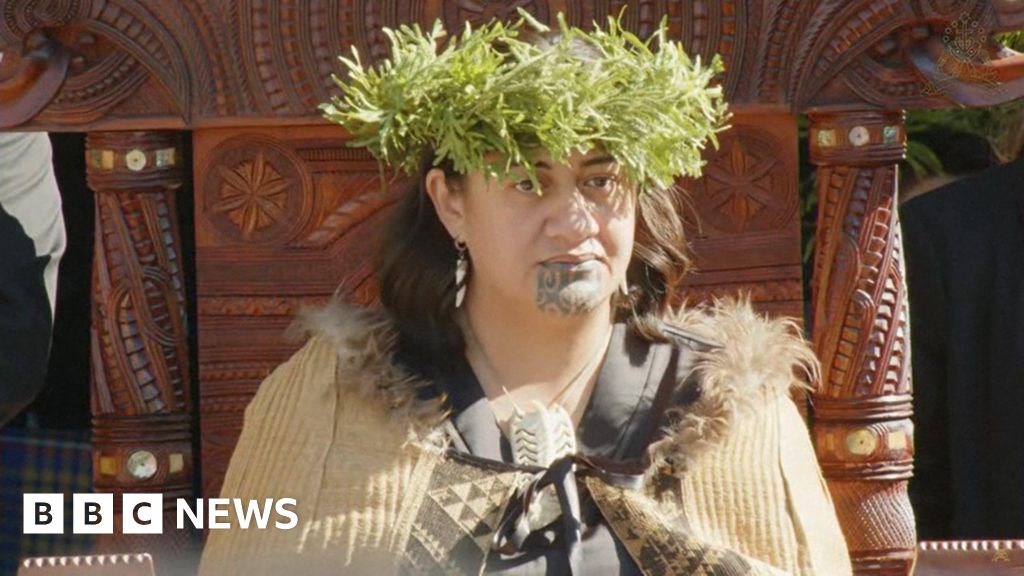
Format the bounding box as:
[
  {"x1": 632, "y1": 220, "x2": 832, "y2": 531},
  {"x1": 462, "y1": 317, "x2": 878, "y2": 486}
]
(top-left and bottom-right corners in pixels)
[
  {"x1": 904, "y1": 140, "x2": 946, "y2": 180},
  {"x1": 517, "y1": 7, "x2": 550, "y2": 33},
  {"x1": 319, "y1": 12, "x2": 730, "y2": 193}
]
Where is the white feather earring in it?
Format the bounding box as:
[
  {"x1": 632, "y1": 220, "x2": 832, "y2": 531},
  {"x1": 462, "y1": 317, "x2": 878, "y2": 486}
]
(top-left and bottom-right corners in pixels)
[
  {"x1": 619, "y1": 276, "x2": 629, "y2": 296},
  {"x1": 454, "y1": 238, "x2": 468, "y2": 308}
]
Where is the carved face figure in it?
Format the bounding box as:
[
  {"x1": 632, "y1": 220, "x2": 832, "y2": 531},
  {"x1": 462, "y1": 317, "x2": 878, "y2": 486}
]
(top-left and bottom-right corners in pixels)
[{"x1": 425, "y1": 148, "x2": 636, "y2": 318}]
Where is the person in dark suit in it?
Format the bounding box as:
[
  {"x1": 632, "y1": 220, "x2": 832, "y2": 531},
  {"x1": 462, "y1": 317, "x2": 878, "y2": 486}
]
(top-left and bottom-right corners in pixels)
[
  {"x1": 902, "y1": 154, "x2": 1024, "y2": 539},
  {"x1": 0, "y1": 132, "x2": 65, "y2": 427}
]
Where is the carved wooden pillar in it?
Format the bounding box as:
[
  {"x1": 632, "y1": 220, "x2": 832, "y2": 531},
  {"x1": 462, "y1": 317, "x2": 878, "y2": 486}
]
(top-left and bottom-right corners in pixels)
[
  {"x1": 807, "y1": 109, "x2": 916, "y2": 575},
  {"x1": 85, "y1": 131, "x2": 195, "y2": 565}
]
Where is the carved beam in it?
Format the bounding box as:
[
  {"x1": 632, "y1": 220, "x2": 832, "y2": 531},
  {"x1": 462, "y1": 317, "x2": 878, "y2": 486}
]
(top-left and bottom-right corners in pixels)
[
  {"x1": 86, "y1": 131, "x2": 196, "y2": 570},
  {"x1": 0, "y1": 30, "x2": 69, "y2": 128},
  {"x1": 807, "y1": 109, "x2": 915, "y2": 575},
  {"x1": 908, "y1": 37, "x2": 1024, "y2": 107},
  {"x1": 793, "y1": 0, "x2": 1024, "y2": 111}
]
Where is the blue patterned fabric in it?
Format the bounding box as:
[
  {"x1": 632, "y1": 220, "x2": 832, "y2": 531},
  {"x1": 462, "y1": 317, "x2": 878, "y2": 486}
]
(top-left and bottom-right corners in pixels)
[{"x1": 0, "y1": 427, "x2": 94, "y2": 575}]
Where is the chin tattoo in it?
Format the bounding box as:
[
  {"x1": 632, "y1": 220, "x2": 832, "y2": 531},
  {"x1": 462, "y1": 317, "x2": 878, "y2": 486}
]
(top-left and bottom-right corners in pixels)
[{"x1": 535, "y1": 266, "x2": 603, "y2": 316}]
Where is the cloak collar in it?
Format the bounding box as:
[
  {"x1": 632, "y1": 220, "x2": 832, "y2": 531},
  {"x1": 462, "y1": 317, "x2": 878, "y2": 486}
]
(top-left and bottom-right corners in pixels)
[{"x1": 286, "y1": 296, "x2": 819, "y2": 480}]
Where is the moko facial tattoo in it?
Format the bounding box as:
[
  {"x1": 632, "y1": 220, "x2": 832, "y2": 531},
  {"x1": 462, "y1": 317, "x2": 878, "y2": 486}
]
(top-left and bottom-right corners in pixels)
[{"x1": 320, "y1": 9, "x2": 731, "y2": 194}]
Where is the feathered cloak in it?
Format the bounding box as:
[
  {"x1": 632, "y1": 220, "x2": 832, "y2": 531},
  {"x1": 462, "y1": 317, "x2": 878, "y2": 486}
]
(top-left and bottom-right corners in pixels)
[{"x1": 198, "y1": 299, "x2": 852, "y2": 576}]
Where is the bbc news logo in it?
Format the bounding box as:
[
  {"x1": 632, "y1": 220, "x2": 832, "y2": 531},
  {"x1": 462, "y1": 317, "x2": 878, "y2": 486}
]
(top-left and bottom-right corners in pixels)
[{"x1": 23, "y1": 494, "x2": 297, "y2": 534}]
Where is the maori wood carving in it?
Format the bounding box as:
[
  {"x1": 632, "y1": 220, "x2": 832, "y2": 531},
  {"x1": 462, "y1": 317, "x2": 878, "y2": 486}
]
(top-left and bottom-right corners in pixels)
[
  {"x1": 86, "y1": 131, "x2": 195, "y2": 567},
  {"x1": 193, "y1": 125, "x2": 392, "y2": 498},
  {"x1": 5, "y1": 0, "x2": 1024, "y2": 131},
  {"x1": 808, "y1": 110, "x2": 915, "y2": 575},
  {"x1": 678, "y1": 112, "x2": 803, "y2": 321}
]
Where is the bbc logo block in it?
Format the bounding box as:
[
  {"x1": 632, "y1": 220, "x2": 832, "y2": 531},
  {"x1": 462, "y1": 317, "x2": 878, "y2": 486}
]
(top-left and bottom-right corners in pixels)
[
  {"x1": 24, "y1": 493, "x2": 160, "y2": 535},
  {"x1": 123, "y1": 494, "x2": 162, "y2": 534},
  {"x1": 72, "y1": 493, "x2": 113, "y2": 534},
  {"x1": 23, "y1": 494, "x2": 63, "y2": 534}
]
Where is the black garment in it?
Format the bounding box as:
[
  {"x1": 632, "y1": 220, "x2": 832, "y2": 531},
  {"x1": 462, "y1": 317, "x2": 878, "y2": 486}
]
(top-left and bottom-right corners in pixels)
[
  {"x1": 0, "y1": 202, "x2": 50, "y2": 424},
  {"x1": 398, "y1": 319, "x2": 708, "y2": 575},
  {"x1": 901, "y1": 156, "x2": 1024, "y2": 539},
  {"x1": 0, "y1": 133, "x2": 64, "y2": 427}
]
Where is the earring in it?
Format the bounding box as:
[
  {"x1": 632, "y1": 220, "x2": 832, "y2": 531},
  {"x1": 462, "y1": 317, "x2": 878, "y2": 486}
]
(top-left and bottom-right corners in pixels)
[
  {"x1": 619, "y1": 277, "x2": 629, "y2": 296},
  {"x1": 454, "y1": 238, "x2": 468, "y2": 308}
]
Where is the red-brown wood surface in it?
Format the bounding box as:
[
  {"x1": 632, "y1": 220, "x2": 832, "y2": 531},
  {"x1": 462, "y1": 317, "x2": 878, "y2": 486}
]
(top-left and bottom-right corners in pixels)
[
  {"x1": 85, "y1": 131, "x2": 196, "y2": 566},
  {"x1": 192, "y1": 125, "x2": 390, "y2": 497},
  {"x1": 808, "y1": 109, "x2": 915, "y2": 574},
  {"x1": 678, "y1": 111, "x2": 803, "y2": 319},
  {"x1": 5, "y1": 1, "x2": 1024, "y2": 574}
]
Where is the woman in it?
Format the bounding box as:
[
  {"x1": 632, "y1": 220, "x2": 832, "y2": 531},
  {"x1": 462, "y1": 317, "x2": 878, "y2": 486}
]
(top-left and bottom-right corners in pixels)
[{"x1": 200, "y1": 12, "x2": 851, "y2": 576}]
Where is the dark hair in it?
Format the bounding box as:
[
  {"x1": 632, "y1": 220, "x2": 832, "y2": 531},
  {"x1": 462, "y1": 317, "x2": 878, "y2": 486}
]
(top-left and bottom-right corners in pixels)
[
  {"x1": 375, "y1": 153, "x2": 465, "y2": 374},
  {"x1": 374, "y1": 30, "x2": 694, "y2": 376}
]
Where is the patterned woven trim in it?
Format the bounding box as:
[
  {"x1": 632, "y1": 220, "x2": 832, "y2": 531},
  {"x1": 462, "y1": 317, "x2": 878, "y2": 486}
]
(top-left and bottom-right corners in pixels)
[
  {"x1": 400, "y1": 455, "x2": 522, "y2": 575},
  {"x1": 586, "y1": 477, "x2": 755, "y2": 576}
]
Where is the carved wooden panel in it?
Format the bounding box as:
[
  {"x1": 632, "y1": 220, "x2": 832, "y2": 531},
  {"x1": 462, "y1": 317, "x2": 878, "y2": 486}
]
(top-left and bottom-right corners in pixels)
[
  {"x1": 193, "y1": 125, "x2": 394, "y2": 498},
  {"x1": 783, "y1": 0, "x2": 1024, "y2": 109},
  {"x1": 7, "y1": 0, "x2": 1024, "y2": 132},
  {"x1": 679, "y1": 111, "x2": 803, "y2": 319}
]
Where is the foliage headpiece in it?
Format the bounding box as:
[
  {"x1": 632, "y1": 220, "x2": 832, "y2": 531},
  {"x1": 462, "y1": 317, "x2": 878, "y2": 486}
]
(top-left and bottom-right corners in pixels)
[{"x1": 320, "y1": 9, "x2": 731, "y2": 194}]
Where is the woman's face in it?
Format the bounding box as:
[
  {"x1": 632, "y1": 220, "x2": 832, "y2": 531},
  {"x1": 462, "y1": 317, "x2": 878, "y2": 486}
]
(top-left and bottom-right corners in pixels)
[{"x1": 426, "y1": 148, "x2": 636, "y2": 317}]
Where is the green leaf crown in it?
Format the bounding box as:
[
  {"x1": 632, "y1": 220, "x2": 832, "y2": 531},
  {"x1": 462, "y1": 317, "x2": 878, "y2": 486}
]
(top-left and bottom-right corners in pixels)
[{"x1": 320, "y1": 9, "x2": 732, "y2": 194}]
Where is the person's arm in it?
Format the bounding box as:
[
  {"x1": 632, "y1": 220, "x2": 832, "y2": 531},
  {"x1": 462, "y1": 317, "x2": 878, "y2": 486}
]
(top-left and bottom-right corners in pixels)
[
  {"x1": 199, "y1": 329, "x2": 426, "y2": 576},
  {"x1": 198, "y1": 335, "x2": 342, "y2": 575},
  {"x1": 0, "y1": 132, "x2": 66, "y2": 426},
  {"x1": 671, "y1": 390, "x2": 852, "y2": 575},
  {"x1": 657, "y1": 300, "x2": 853, "y2": 575}
]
